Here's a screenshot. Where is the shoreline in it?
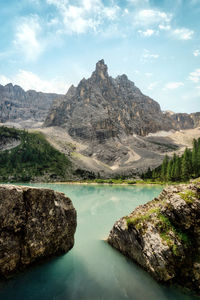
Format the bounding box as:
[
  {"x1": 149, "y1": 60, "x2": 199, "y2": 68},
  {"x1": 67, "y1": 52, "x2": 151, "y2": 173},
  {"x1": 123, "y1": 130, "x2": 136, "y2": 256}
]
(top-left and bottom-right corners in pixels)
[{"x1": 45, "y1": 181, "x2": 167, "y2": 186}]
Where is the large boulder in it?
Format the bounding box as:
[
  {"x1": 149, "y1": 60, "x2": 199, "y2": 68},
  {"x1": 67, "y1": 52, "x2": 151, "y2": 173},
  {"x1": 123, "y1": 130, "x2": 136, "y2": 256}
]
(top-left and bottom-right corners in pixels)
[
  {"x1": 0, "y1": 184, "x2": 77, "y2": 278},
  {"x1": 107, "y1": 180, "x2": 200, "y2": 293}
]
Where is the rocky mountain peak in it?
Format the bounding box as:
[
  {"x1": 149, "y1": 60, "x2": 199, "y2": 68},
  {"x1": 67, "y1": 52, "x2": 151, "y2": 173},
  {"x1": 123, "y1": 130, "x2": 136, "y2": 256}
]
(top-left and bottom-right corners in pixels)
[
  {"x1": 91, "y1": 59, "x2": 109, "y2": 81},
  {"x1": 44, "y1": 59, "x2": 200, "y2": 143}
]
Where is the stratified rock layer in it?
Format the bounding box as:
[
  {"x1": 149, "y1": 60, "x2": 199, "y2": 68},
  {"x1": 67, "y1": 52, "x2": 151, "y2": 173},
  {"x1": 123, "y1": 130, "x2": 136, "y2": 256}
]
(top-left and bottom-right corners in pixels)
[
  {"x1": 0, "y1": 185, "x2": 77, "y2": 278},
  {"x1": 108, "y1": 181, "x2": 200, "y2": 293}
]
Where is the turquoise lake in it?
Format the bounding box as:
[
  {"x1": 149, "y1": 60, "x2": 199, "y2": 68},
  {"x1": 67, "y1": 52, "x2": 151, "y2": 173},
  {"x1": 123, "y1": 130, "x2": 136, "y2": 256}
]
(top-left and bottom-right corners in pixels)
[{"x1": 0, "y1": 184, "x2": 198, "y2": 300}]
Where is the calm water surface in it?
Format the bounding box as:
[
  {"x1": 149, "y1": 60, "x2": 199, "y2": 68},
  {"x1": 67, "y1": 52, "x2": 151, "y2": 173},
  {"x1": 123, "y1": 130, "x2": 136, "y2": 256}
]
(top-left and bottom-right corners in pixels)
[{"x1": 0, "y1": 184, "x2": 198, "y2": 300}]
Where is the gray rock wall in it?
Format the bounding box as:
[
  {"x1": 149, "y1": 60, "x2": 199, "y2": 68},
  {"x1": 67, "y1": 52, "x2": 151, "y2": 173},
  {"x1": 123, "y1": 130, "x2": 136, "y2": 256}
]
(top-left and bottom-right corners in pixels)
[
  {"x1": 0, "y1": 83, "x2": 63, "y2": 123},
  {"x1": 0, "y1": 185, "x2": 77, "y2": 278}
]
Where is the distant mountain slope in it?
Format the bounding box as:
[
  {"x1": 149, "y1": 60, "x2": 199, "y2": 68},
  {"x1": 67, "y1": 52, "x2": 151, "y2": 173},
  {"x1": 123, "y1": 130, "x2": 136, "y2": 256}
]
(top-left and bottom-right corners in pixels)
[
  {"x1": 0, "y1": 127, "x2": 73, "y2": 182},
  {"x1": 44, "y1": 60, "x2": 200, "y2": 140},
  {"x1": 0, "y1": 83, "x2": 63, "y2": 125}
]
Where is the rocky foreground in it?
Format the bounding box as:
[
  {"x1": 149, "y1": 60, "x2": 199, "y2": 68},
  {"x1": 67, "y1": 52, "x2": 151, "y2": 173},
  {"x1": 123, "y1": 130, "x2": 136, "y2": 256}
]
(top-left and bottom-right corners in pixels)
[
  {"x1": 108, "y1": 180, "x2": 200, "y2": 293},
  {"x1": 0, "y1": 185, "x2": 77, "y2": 278}
]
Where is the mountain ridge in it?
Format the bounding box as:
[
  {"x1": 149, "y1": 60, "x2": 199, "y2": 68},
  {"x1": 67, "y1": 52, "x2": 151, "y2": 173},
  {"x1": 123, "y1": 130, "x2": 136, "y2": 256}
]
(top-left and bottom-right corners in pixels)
[{"x1": 0, "y1": 83, "x2": 63, "y2": 125}]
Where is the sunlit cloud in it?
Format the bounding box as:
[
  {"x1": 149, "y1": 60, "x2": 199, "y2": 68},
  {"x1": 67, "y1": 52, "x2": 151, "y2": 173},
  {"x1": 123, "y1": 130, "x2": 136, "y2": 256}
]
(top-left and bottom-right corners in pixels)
[
  {"x1": 141, "y1": 49, "x2": 159, "y2": 61},
  {"x1": 172, "y1": 28, "x2": 194, "y2": 40},
  {"x1": 193, "y1": 49, "x2": 200, "y2": 57},
  {"x1": 14, "y1": 15, "x2": 44, "y2": 61},
  {"x1": 0, "y1": 70, "x2": 69, "y2": 93},
  {"x1": 189, "y1": 69, "x2": 200, "y2": 83},
  {"x1": 135, "y1": 9, "x2": 172, "y2": 27},
  {"x1": 164, "y1": 82, "x2": 184, "y2": 90},
  {"x1": 46, "y1": 0, "x2": 120, "y2": 34},
  {"x1": 138, "y1": 29, "x2": 156, "y2": 37}
]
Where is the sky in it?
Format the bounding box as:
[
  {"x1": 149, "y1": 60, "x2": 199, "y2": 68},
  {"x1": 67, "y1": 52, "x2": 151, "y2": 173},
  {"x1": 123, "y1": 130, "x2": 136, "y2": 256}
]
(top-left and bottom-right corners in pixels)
[{"x1": 0, "y1": 0, "x2": 200, "y2": 113}]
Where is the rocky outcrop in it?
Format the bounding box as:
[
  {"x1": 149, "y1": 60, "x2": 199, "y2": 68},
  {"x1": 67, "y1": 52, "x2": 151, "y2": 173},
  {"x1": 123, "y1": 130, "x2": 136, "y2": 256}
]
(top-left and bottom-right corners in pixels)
[
  {"x1": 0, "y1": 185, "x2": 76, "y2": 278},
  {"x1": 0, "y1": 83, "x2": 63, "y2": 125},
  {"x1": 108, "y1": 180, "x2": 200, "y2": 293}
]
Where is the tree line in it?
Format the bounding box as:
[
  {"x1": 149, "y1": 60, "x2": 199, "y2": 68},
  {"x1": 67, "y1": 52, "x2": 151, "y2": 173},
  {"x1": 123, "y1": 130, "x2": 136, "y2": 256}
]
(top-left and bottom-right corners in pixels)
[
  {"x1": 0, "y1": 127, "x2": 72, "y2": 182},
  {"x1": 142, "y1": 138, "x2": 200, "y2": 182}
]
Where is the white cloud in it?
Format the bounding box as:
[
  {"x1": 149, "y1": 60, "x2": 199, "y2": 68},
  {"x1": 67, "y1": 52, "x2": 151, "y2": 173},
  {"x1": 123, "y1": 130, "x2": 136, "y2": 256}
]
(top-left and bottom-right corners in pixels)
[
  {"x1": 46, "y1": 0, "x2": 119, "y2": 34},
  {"x1": 193, "y1": 49, "x2": 200, "y2": 57},
  {"x1": 124, "y1": 8, "x2": 129, "y2": 14},
  {"x1": 164, "y1": 82, "x2": 184, "y2": 90},
  {"x1": 189, "y1": 69, "x2": 200, "y2": 83},
  {"x1": 172, "y1": 28, "x2": 194, "y2": 40},
  {"x1": 142, "y1": 49, "x2": 159, "y2": 60},
  {"x1": 14, "y1": 16, "x2": 44, "y2": 61},
  {"x1": 138, "y1": 29, "x2": 155, "y2": 37},
  {"x1": 0, "y1": 75, "x2": 11, "y2": 86},
  {"x1": 135, "y1": 9, "x2": 171, "y2": 26},
  {"x1": 148, "y1": 82, "x2": 159, "y2": 90},
  {"x1": 159, "y1": 24, "x2": 171, "y2": 31},
  {"x1": 0, "y1": 70, "x2": 69, "y2": 94}
]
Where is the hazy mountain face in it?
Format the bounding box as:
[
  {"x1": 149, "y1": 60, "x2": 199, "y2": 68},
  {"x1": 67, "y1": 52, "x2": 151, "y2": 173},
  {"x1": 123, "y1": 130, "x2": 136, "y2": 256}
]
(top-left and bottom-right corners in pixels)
[{"x1": 0, "y1": 83, "x2": 63, "y2": 124}]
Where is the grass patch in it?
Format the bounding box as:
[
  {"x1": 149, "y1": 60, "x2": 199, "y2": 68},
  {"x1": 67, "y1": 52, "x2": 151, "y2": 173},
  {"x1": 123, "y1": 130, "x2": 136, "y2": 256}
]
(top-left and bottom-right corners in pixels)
[
  {"x1": 126, "y1": 205, "x2": 191, "y2": 256},
  {"x1": 178, "y1": 190, "x2": 198, "y2": 204},
  {"x1": 126, "y1": 208, "x2": 160, "y2": 229},
  {"x1": 157, "y1": 213, "x2": 191, "y2": 255}
]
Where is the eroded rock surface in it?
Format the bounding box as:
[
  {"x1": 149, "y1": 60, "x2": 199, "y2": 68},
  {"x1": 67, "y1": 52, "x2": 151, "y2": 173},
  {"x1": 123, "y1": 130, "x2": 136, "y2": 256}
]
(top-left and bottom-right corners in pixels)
[
  {"x1": 108, "y1": 181, "x2": 200, "y2": 292},
  {"x1": 0, "y1": 185, "x2": 76, "y2": 278}
]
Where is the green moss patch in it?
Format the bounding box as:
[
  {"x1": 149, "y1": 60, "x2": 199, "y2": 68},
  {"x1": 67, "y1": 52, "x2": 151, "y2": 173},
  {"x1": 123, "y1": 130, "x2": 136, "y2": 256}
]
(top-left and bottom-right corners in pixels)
[
  {"x1": 178, "y1": 190, "x2": 198, "y2": 204},
  {"x1": 126, "y1": 208, "x2": 160, "y2": 229},
  {"x1": 126, "y1": 202, "x2": 191, "y2": 256}
]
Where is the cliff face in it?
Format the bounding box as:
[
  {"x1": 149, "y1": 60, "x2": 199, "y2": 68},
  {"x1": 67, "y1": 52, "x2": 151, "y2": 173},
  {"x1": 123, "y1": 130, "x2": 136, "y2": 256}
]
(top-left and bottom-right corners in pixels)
[
  {"x1": 108, "y1": 180, "x2": 200, "y2": 293},
  {"x1": 164, "y1": 111, "x2": 200, "y2": 130},
  {"x1": 44, "y1": 60, "x2": 172, "y2": 139},
  {"x1": 44, "y1": 60, "x2": 200, "y2": 141},
  {"x1": 0, "y1": 83, "x2": 63, "y2": 124},
  {"x1": 0, "y1": 185, "x2": 77, "y2": 278}
]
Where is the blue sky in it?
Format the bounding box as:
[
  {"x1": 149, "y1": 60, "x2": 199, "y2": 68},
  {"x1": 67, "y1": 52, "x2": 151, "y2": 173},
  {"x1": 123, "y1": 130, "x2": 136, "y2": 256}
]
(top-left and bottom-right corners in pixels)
[{"x1": 0, "y1": 0, "x2": 200, "y2": 113}]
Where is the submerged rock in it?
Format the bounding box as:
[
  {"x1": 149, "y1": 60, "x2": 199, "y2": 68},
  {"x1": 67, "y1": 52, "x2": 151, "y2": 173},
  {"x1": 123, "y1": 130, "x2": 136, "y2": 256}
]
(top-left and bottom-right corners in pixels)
[
  {"x1": 0, "y1": 185, "x2": 77, "y2": 278},
  {"x1": 107, "y1": 181, "x2": 200, "y2": 293}
]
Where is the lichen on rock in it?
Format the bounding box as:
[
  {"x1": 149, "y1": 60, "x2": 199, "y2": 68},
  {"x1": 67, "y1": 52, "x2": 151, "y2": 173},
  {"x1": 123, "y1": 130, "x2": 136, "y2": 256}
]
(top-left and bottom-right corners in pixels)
[
  {"x1": 0, "y1": 184, "x2": 77, "y2": 278},
  {"x1": 107, "y1": 181, "x2": 200, "y2": 293}
]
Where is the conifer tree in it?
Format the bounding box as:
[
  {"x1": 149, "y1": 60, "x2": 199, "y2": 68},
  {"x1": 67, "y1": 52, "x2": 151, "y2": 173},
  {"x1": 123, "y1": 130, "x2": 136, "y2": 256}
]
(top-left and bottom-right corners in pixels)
[
  {"x1": 161, "y1": 155, "x2": 169, "y2": 181},
  {"x1": 166, "y1": 160, "x2": 173, "y2": 181},
  {"x1": 181, "y1": 148, "x2": 191, "y2": 181}
]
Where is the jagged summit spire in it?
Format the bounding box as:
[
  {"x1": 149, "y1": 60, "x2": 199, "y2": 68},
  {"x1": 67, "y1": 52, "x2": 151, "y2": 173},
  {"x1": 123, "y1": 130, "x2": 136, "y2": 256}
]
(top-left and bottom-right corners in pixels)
[{"x1": 92, "y1": 59, "x2": 108, "y2": 80}]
